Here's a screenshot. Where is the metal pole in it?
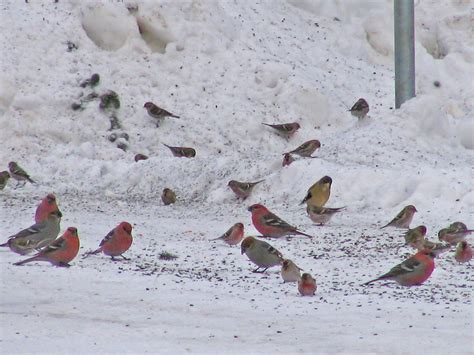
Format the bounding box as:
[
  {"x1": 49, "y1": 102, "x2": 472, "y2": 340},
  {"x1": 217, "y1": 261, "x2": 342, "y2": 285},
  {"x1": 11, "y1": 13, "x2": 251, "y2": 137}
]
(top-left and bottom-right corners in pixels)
[{"x1": 394, "y1": 0, "x2": 415, "y2": 109}]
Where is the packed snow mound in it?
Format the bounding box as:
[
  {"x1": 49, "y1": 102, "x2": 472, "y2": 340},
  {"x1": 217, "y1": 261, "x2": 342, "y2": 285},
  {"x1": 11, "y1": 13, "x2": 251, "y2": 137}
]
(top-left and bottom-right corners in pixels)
[{"x1": 0, "y1": 0, "x2": 472, "y2": 215}]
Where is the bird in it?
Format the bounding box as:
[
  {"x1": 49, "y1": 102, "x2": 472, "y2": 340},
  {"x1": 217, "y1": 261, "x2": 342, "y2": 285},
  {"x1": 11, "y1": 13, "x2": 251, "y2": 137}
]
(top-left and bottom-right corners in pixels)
[
  {"x1": 298, "y1": 273, "x2": 317, "y2": 296},
  {"x1": 403, "y1": 225, "x2": 427, "y2": 248},
  {"x1": 163, "y1": 144, "x2": 196, "y2": 158},
  {"x1": 240, "y1": 236, "x2": 284, "y2": 273},
  {"x1": 83, "y1": 222, "x2": 133, "y2": 260},
  {"x1": 262, "y1": 122, "x2": 300, "y2": 137},
  {"x1": 0, "y1": 171, "x2": 10, "y2": 190},
  {"x1": 8, "y1": 161, "x2": 35, "y2": 185},
  {"x1": 380, "y1": 205, "x2": 417, "y2": 229},
  {"x1": 282, "y1": 153, "x2": 294, "y2": 167},
  {"x1": 349, "y1": 98, "x2": 369, "y2": 119},
  {"x1": 415, "y1": 238, "x2": 451, "y2": 257},
  {"x1": 228, "y1": 179, "x2": 264, "y2": 200},
  {"x1": 362, "y1": 250, "x2": 435, "y2": 286},
  {"x1": 454, "y1": 241, "x2": 472, "y2": 263},
  {"x1": 248, "y1": 204, "x2": 313, "y2": 238},
  {"x1": 134, "y1": 153, "x2": 149, "y2": 162},
  {"x1": 161, "y1": 188, "x2": 176, "y2": 205},
  {"x1": 281, "y1": 259, "x2": 302, "y2": 283},
  {"x1": 35, "y1": 194, "x2": 60, "y2": 223},
  {"x1": 306, "y1": 205, "x2": 345, "y2": 226},
  {"x1": 438, "y1": 222, "x2": 473, "y2": 245},
  {"x1": 211, "y1": 223, "x2": 244, "y2": 246},
  {"x1": 300, "y1": 176, "x2": 332, "y2": 207},
  {"x1": 144, "y1": 102, "x2": 179, "y2": 126},
  {"x1": 14, "y1": 227, "x2": 80, "y2": 267},
  {"x1": 0, "y1": 210, "x2": 62, "y2": 255},
  {"x1": 284, "y1": 139, "x2": 321, "y2": 158}
]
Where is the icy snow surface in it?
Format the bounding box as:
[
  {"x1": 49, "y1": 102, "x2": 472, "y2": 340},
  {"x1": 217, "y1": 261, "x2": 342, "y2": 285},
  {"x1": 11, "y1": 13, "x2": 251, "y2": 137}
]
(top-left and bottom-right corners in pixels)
[{"x1": 0, "y1": 0, "x2": 473, "y2": 354}]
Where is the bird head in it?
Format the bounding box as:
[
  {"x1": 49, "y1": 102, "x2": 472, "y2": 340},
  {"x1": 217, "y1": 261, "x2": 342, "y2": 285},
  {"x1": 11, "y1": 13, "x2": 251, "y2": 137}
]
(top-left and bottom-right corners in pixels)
[
  {"x1": 319, "y1": 176, "x2": 332, "y2": 186},
  {"x1": 282, "y1": 259, "x2": 290, "y2": 270},
  {"x1": 235, "y1": 222, "x2": 244, "y2": 230},
  {"x1": 419, "y1": 249, "x2": 436, "y2": 259},
  {"x1": 301, "y1": 273, "x2": 313, "y2": 282},
  {"x1": 247, "y1": 204, "x2": 266, "y2": 213},
  {"x1": 143, "y1": 102, "x2": 153, "y2": 109},
  {"x1": 228, "y1": 180, "x2": 237, "y2": 187},
  {"x1": 46, "y1": 193, "x2": 56, "y2": 204},
  {"x1": 240, "y1": 236, "x2": 255, "y2": 254},
  {"x1": 406, "y1": 205, "x2": 417, "y2": 213},
  {"x1": 67, "y1": 227, "x2": 78, "y2": 236},
  {"x1": 8, "y1": 161, "x2": 18, "y2": 170},
  {"x1": 120, "y1": 222, "x2": 133, "y2": 234}
]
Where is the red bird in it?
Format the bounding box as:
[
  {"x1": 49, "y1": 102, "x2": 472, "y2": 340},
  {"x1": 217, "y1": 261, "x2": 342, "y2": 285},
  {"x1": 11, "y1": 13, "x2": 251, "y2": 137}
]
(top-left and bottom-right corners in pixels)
[
  {"x1": 35, "y1": 193, "x2": 61, "y2": 223},
  {"x1": 84, "y1": 222, "x2": 133, "y2": 260},
  {"x1": 14, "y1": 227, "x2": 80, "y2": 267},
  {"x1": 363, "y1": 250, "x2": 435, "y2": 286},
  {"x1": 455, "y1": 241, "x2": 472, "y2": 263},
  {"x1": 298, "y1": 273, "x2": 317, "y2": 296},
  {"x1": 248, "y1": 204, "x2": 313, "y2": 238}
]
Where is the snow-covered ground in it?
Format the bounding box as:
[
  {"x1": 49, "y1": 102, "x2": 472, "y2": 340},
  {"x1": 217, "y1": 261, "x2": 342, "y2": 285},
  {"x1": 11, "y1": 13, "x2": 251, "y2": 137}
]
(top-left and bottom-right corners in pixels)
[{"x1": 1, "y1": 0, "x2": 473, "y2": 353}]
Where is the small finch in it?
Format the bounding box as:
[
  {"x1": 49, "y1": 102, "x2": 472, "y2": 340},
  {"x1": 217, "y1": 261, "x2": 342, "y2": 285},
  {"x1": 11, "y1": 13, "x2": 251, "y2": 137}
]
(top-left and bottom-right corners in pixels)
[
  {"x1": 349, "y1": 98, "x2": 369, "y2": 119},
  {"x1": 240, "y1": 236, "x2": 284, "y2": 273},
  {"x1": 35, "y1": 193, "x2": 60, "y2": 223},
  {"x1": 134, "y1": 153, "x2": 149, "y2": 162},
  {"x1": 281, "y1": 259, "x2": 302, "y2": 283},
  {"x1": 8, "y1": 161, "x2": 35, "y2": 185},
  {"x1": 144, "y1": 102, "x2": 179, "y2": 126},
  {"x1": 438, "y1": 222, "x2": 473, "y2": 245},
  {"x1": 163, "y1": 143, "x2": 196, "y2": 158},
  {"x1": 285, "y1": 139, "x2": 321, "y2": 158},
  {"x1": 403, "y1": 225, "x2": 427, "y2": 248},
  {"x1": 380, "y1": 205, "x2": 417, "y2": 229},
  {"x1": 262, "y1": 122, "x2": 300, "y2": 137},
  {"x1": 0, "y1": 210, "x2": 62, "y2": 255},
  {"x1": 298, "y1": 273, "x2": 317, "y2": 296},
  {"x1": 454, "y1": 241, "x2": 472, "y2": 263},
  {"x1": 282, "y1": 153, "x2": 294, "y2": 167},
  {"x1": 161, "y1": 188, "x2": 176, "y2": 205},
  {"x1": 228, "y1": 179, "x2": 264, "y2": 200},
  {"x1": 211, "y1": 222, "x2": 244, "y2": 246},
  {"x1": 83, "y1": 222, "x2": 133, "y2": 260},
  {"x1": 14, "y1": 227, "x2": 80, "y2": 267},
  {"x1": 306, "y1": 205, "x2": 345, "y2": 226},
  {"x1": 248, "y1": 204, "x2": 313, "y2": 238},
  {"x1": 363, "y1": 250, "x2": 435, "y2": 286},
  {"x1": 300, "y1": 176, "x2": 332, "y2": 207},
  {"x1": 416, "y1": 238, "x2": 451, "y2": 257},
  {"x1": 0, "y1": 171, "x2": 10, "y2": 190}
]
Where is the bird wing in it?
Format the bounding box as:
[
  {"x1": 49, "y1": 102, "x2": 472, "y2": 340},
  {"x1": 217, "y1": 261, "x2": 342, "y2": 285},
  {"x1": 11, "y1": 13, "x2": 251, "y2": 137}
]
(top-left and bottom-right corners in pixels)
[
  {"x1": 9, "y1": 221, "x2": 45, "y2": 240},
  {"x1": 99, "y1": 229, "x2": 115, "y2": 247},
  {"x1": 263, "y1": 242, "x2": 283, "y2": 260},
  {"x1": 262, "y1": 212, "x2": 294, "y2": 230},
  {"x1": 41, "y1": 237, "x2": 66, "y2": 254},
  {"x1": 383, "y1": 257, "x2": 421, "y2": 279}
]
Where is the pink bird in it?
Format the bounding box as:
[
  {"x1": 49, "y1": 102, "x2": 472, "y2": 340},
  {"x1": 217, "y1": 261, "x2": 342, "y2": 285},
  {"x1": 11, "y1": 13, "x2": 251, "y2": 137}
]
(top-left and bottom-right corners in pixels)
[
  {"x1": 35, "y1": 194, "x2": 61, "y2": 223},
  {"x1": 14, "y1": 227, "x2": 80, "y2": 267},
  {"x1": 84, "y1": 222, "x2": 133, "y2": 260},
  {"x1": 248, "y1": 204, "x2": 313, "y2": 238}
]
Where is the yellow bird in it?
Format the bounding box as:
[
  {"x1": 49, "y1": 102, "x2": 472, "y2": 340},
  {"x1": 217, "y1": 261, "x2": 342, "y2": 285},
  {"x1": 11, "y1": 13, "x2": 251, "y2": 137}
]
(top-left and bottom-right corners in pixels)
[{"x1": 300, "y1": 176, "x2": 332, "y2": 207}]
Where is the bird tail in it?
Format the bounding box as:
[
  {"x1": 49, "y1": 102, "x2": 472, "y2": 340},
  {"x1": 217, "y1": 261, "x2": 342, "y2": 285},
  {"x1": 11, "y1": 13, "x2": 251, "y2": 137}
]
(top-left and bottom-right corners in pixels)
[
  {"x1": 14, "y1": 255, "x2": 41, "y2": 266},
  {"x1": 82, "y1": 248, "x2": 102, "y2": 258},
  {"x1": 28, "y1": 177, "x2": 36, "y2": 184},
  {"x1": 380, "y1": 223, "x2": 389, "y2": 230},
  {"x1": 296, "y1": 230, "x2": 313, "y2": 239},
  {"x1": 362, "y1": 275, "x2": 390, "y2": 286},
  {"x1": 209, "y1": 236, "x2": 222, "y2": 241},
  {"x1": 171, "y1": 114, "x2": 180, "y2": 119},
  {"x1": 0, "y1": 241, "x2": 9, "y2": 247},
  {"x1": 162, "y1": 143, "x2": 171, "y2": 148}
]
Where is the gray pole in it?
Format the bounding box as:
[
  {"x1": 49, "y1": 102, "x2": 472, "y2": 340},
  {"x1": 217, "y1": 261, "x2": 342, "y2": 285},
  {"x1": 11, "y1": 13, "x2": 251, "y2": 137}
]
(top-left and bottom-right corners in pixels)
[{"x1": 394, "y1": 0, "x2": 415, "y2": 109}]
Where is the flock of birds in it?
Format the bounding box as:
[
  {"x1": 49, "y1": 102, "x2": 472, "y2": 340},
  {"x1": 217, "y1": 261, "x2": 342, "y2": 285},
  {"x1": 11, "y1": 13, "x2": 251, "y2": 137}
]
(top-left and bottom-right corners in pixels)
[{"x1": 1, "y1": 119, "x2": 472, "y2": 296}]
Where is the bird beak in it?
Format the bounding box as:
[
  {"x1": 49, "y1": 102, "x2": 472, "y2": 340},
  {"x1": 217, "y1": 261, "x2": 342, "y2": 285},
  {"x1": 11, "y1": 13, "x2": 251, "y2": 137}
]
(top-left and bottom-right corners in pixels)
[{"x1": 247, "y1": 206, "x2": 253, "y2": 212}]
